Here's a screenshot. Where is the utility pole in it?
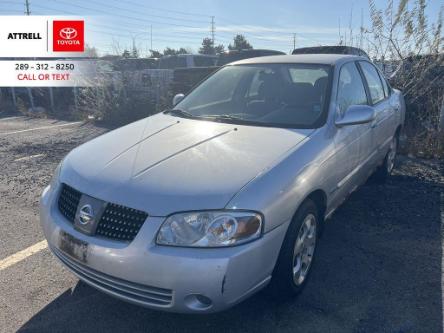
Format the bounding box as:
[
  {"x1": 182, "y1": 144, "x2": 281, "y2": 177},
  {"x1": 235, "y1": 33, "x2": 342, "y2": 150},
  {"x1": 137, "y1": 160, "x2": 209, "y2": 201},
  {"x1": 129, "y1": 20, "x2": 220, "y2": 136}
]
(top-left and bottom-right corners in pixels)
[
  {"x1": 349, "y1": 5, "x2": 354, "y2": 47},
  {"x1": 24, "y1": 0, "x2": 30, "y2": 15},
  {"x1": 150, "y1": 25, "x2": 153, "y2": 51},
  {"x1": 24, "y1": 0, "x2": 34, "y2": 113},
  {"x1": 293, "y1": 33, "x2": 296, "y2": 50},
  {"x1": 210, "y1": 16, "x2": 215, "y2": 47},
  {"x1": 360, "y1": 8, "x2": 364, "y2": 50},
  {"x1": 338, "y1": 18, "x2": 342, "y2": 45}
]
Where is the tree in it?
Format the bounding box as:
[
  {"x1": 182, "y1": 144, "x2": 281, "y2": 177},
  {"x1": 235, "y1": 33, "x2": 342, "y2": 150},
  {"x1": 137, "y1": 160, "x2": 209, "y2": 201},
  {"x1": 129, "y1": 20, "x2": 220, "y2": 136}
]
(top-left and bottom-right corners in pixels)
[
  {"x1": 163, "y1": 47, "x2": 189, "y2": 56},
  {"x1": 84, "y1": 44, "x2": 98, "y2": 58},
  {"x1": 199, "y1": 37, "x2": 225, "y2": 55},
  {"x1": 122, "y1": 49, "x2": 131, "y2": 58},
  {"x1": 366, "y1": 0, "x2": 443, "y2": 157},
  {"x1": 215, "y1": 44, "x2": 225, "y2": 54},
  {"x1": 228, "y1": 34, "x2": 253, "y2": 51},
  {"x1": 199, "y1": 37, "x2": 215, "y2": 54},
  {"x1": 149, "y1": 49, "x2": 162, "y2": 58},
  {"x1": 131, "y1": 45, "x2": 139, "y2": 58},
  {"x1": 177, "y1": 47, "x2": 189, "y2": 54}
]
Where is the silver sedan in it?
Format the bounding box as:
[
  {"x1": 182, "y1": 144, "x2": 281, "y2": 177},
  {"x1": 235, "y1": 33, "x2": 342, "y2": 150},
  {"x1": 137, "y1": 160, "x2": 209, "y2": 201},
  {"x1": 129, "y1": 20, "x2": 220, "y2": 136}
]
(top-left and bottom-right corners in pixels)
[{"x1": 40, "y1": 54, "x2": 405, "y2": 313}]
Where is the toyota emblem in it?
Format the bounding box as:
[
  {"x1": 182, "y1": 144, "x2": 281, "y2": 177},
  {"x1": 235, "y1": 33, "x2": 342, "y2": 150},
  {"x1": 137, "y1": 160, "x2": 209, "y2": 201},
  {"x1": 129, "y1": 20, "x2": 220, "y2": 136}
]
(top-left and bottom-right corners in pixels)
[
  {"x1": 59, "y1": 27, "x2": 77, "y2": 40},
  {"x1": 79, "y1": 204, "x2": 94, "y2": 225}
]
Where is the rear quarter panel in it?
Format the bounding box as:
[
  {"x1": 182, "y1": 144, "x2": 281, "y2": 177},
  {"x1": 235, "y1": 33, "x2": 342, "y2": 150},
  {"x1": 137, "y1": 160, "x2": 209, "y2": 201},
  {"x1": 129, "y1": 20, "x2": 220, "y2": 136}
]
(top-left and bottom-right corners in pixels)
[{"x1": 392, "y1": 88, "x2": 406, "y2": 130}]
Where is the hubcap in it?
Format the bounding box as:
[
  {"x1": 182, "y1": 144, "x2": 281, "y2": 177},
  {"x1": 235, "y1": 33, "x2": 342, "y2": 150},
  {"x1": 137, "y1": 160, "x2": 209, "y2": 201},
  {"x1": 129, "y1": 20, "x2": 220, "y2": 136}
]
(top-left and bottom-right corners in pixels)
[
  {"x1": 387, "y1": 137, "x2": 397, "y2": 173},
  {"x1": 292, "y1": 214, "x2": 317, "y2": 286}
]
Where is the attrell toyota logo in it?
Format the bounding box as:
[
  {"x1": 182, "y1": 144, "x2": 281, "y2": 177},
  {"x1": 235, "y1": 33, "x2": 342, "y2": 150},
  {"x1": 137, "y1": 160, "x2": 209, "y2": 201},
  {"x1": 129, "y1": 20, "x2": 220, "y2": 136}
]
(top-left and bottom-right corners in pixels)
[
  {"x1": 79, "y1": 204, "x2": 94, "y2": 225},
  {"x1": 59, "y1": 27, "x2": 77, "y2": 40},
  {"x1": 53, "y1": 20, "x2": 84, "y2": 52}
]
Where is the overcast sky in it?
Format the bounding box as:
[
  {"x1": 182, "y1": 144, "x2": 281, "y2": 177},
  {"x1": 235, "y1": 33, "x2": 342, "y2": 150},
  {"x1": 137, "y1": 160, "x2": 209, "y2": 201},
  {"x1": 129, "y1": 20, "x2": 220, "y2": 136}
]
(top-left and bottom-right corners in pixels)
[{"x1": 0, "y1": 0, "x2": 442, "y2": 55}]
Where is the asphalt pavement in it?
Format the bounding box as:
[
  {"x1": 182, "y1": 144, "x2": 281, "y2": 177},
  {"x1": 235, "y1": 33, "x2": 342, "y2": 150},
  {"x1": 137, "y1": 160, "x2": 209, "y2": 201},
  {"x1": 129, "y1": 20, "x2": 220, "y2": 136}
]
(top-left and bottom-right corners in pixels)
[{"x1": 0, "y1": 114, "x2": 443, "y2": 333}]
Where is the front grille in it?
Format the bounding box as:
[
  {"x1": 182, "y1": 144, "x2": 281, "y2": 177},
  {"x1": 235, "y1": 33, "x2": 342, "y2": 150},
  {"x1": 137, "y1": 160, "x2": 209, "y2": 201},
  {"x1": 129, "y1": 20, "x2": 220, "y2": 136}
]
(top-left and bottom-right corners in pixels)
[
  {"x1": 96, "y1": 203, "x2": 148, "y2": 241},
  {"x1": 52, "y1": 246, "x2": 173, "y2": 307},
  {"x1": 57, "y1": 184, "x2": 148, "y2": 242},
  {"x1": 58, "y1": 184, "x2": 81, "y2": 223}
]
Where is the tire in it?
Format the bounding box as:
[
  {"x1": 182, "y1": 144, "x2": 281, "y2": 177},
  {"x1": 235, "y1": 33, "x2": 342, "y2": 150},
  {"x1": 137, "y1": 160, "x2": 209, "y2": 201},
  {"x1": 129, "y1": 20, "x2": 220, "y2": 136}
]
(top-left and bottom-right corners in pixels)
[
  {"x1": 373, "y1": 134, "x2": 398, "y2": 183},
  {"x1": 268, "y1": 199, "x2": 319, "y2": 299}
]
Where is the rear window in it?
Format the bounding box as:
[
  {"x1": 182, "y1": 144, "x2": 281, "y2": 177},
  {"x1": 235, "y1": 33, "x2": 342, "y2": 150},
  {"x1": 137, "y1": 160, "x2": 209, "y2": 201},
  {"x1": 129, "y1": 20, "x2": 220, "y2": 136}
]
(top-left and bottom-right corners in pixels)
[{"x1": 289, "y1": 68, "x2": 328, "y2": 84}]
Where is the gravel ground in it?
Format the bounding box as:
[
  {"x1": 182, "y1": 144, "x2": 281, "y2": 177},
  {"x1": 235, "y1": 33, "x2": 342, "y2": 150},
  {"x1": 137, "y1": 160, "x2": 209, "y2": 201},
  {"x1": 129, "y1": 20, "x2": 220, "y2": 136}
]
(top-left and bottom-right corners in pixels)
[{"x1": 0, "y1": 115, "x2": 443, "y2": 333}]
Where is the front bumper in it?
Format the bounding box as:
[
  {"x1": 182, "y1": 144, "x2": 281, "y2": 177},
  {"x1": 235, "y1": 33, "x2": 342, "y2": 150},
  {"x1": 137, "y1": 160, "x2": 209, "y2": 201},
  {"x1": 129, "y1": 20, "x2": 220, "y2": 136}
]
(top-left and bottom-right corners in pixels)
[{"x1": 40, "y1": 184, "x2": 287, "y2": 313}]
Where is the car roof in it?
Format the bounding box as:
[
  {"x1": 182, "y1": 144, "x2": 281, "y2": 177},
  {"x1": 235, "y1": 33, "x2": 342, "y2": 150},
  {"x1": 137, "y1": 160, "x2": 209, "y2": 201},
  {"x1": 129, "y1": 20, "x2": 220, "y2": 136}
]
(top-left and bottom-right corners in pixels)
[{"x1": 229, "y1": 54, "x2": 367, "y2": 66}]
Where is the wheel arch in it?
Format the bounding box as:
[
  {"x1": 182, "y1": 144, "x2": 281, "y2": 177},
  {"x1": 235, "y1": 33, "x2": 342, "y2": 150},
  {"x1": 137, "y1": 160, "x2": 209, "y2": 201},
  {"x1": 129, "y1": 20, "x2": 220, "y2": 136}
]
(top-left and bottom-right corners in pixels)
[{"x1": 304, "y1": 189, "x2": 327, "y2": 222}]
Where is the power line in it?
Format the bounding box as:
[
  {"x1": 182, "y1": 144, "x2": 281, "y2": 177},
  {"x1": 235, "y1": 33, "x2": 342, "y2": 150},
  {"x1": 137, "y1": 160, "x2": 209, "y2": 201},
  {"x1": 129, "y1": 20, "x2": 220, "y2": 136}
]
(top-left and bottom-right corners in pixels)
[
  {"x1": 51, "y1": 0, "x2": 211, "y2": 27},
  {"x1": 46, "y1": 0, "x2": 206, "y2": 29},
  {"x1": 30, "y1": 7, "x2": 213, "y2": 47},
  {"x1": 87, "y1": 22, "x2": 208, "y2": 40},
  {"x1": 24, "y1": 1, "x2": 319, "y2": 52},
  {"x1": 31, "y1": 4, "x2": 210, "y2": 40},
  {"x1": 71, "y1": 0, "x2": 210, "y2": 24},
  {"x1": 109, "y1": 0, "x2": 210, "y2": 18},
  {"x1": 88, "y1": 28, "x2": 208, "y2": 44},
  {"x1": 0, "y1": 1, "x2": 22, "y2": 6}
]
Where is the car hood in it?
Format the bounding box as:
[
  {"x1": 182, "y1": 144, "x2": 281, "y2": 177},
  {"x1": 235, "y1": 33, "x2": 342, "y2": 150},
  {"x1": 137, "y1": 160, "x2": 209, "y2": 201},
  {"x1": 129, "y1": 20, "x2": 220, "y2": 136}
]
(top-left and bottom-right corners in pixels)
[{"x1": 61, "y1": 113, "x2": 313, "y2": 216}]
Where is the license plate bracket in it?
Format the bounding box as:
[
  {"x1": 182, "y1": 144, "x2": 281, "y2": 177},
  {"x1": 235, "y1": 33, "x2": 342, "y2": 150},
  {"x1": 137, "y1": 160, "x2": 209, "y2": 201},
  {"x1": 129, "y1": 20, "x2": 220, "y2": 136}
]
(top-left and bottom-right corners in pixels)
[{"x1": 58, "y1": 230, "x2": 89, "y2": 264}]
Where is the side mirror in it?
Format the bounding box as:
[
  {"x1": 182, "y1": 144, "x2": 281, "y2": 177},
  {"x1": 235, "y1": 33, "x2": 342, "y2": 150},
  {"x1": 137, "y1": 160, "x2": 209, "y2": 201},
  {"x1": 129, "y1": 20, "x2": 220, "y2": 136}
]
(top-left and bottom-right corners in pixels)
[
  {"x1": 172, "y1": 93, "x2": 185, "y2": 106},
  {"x1": 335, "y1": 105, "x2": 376, "y2": 127}
]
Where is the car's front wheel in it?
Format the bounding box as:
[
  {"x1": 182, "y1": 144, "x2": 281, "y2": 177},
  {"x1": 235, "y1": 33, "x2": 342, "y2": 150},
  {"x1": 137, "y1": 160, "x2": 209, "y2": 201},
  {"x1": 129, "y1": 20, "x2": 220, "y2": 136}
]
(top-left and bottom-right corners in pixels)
[{"x1": 269, "y1": 199, "x2": 319, "y2": 298}]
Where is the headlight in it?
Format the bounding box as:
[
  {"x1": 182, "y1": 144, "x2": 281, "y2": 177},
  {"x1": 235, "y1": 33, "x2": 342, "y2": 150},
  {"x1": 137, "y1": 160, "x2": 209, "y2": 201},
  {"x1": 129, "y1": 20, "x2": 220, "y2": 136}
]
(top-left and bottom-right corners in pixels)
[{"x1": 156, "y1": 211, "x2": 263, "y2": 247}]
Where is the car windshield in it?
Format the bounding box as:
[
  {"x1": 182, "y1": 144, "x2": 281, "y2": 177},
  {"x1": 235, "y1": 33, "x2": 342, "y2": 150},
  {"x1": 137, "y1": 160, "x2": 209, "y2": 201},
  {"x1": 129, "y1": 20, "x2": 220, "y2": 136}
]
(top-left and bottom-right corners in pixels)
[{"x1": 173, "y1": 63, "x2": 331, "y2": 128}]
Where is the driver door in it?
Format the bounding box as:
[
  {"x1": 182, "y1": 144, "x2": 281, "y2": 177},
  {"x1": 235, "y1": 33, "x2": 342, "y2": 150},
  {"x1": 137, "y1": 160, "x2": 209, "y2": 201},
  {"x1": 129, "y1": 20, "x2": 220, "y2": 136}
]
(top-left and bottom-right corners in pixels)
[{"x1": 330, "y1": 61, "x2": 371, "y2": 208}]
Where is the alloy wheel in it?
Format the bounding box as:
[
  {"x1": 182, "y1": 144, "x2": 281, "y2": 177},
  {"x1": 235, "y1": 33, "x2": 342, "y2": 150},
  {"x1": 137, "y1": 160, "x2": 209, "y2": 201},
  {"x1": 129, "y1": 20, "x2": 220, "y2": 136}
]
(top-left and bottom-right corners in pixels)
[
  {"x1": 292, "y1": 213, "x2": 317, "y2": 286},
  {"x1": 387, "y1": 136, "x2": 397, "y2": 173}
]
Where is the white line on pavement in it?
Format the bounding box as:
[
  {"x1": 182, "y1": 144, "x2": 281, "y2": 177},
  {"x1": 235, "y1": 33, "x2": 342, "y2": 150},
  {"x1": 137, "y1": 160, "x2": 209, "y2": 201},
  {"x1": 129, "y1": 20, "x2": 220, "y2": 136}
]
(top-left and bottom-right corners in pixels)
[
  {"x1": 14, "y1": 153, "x2": 46, "y2": 162},
  {"x1": 0, "y1": 121, "x2": 82, "y2": 135},
  {"x1": 0, "y1": 240, "x2": 48, "y2": 271},
  {"x1": 0, "y1": 116, "x2": 24, "y2": 121}
]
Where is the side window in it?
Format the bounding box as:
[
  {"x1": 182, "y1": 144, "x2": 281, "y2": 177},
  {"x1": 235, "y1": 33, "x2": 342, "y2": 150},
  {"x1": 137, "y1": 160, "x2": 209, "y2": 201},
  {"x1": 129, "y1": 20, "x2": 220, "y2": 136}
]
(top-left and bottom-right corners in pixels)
[
  {"x1": 359, "y1": 61, "x2": 385, "y2": 104},
  {"x1": 337, "y1": 62, "x2": 368, "y2": 115}
]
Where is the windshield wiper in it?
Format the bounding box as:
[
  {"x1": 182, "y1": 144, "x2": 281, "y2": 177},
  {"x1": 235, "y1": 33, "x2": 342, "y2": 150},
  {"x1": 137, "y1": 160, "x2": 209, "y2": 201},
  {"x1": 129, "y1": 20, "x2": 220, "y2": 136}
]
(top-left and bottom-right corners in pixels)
[
  {"x1": 201, "y1": 114, "x2": 244, "y2": 121},
  {"x1": 164, "y1": 108, "x2": 195, "y2": 118}
]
